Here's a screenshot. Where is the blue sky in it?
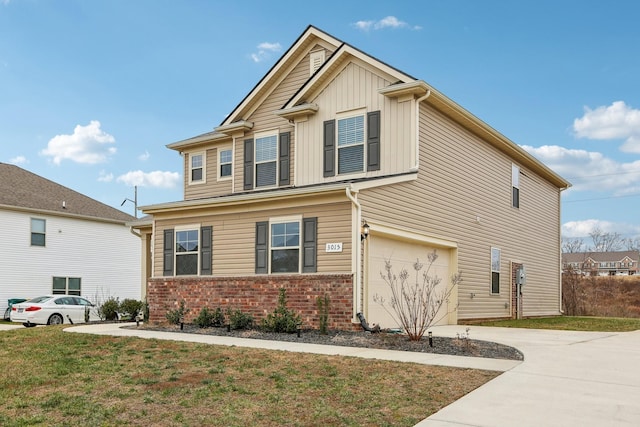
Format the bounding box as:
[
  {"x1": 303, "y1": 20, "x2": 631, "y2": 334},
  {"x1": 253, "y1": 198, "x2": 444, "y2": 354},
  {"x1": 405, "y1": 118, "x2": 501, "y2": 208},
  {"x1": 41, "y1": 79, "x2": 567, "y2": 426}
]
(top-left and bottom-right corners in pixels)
[{"x1": 2, "y1": 1, "x2": 640, "y2": 240}]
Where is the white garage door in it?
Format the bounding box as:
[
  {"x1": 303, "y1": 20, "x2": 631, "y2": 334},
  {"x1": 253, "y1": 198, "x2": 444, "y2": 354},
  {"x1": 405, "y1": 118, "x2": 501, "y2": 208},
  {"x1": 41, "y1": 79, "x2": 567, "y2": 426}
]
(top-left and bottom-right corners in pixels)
[{"x1": 366, "y1": 235, "x2": 453, "y2": 329}]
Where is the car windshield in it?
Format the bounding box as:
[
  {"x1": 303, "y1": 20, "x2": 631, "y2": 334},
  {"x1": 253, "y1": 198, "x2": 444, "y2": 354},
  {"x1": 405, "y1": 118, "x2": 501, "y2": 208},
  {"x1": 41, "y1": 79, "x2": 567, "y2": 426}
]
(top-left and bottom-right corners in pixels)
[{"x1": 28, "y1": 296, "x2": 53, "y2": 304}]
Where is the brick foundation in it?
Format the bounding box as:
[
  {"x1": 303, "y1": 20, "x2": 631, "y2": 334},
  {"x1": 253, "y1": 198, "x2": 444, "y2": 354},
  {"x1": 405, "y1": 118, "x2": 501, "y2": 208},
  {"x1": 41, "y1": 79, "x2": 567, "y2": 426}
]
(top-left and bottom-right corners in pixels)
[{"x1": 147, "y1": 274, "x2": 355, "y2": 331}]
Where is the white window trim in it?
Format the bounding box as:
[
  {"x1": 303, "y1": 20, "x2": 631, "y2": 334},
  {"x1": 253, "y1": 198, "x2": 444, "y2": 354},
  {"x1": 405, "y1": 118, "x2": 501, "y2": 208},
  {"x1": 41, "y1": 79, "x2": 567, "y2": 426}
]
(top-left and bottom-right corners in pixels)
[
  {"x1": 189, "y1": 152, "x2": 206, "y2": 185},
  {"x1": 217, "y1": 145, "x2": 233, "y2": 181},
  {"x1": 52, "y1": 276, "x2": 82, "y2": 295},
  {"x1": 491, "y1": 247, "x2": 501, "y2": 295},
  {"x1": 175, "y1": 224, "x2": 201, "y2": 276},
  {"x1": 30, "y1": 217, "x2": 46, "y2": 247},
  {"x1": 268, "y1": 215, "x2": 302, "y2": 274},
  {"x1": 336, "y1": 108, "x2": 367, "y2": 177},
  {"x1": 254, "y1": 130, "x2": 279, "y2": 189},
  {"x1": 512, "y1": 164, "x2": 520, "y2": 208}
]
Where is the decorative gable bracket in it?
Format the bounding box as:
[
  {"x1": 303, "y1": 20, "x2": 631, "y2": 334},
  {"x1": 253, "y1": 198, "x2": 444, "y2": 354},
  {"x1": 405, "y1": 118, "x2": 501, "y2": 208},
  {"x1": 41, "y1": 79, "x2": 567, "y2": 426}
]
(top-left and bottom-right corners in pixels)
[
  {"x1": 275, "y1": 103, "x2": 319, "y2": 123},
  {"x1": 214, "y1": 120, "x2": 254, "y2": 138},
  {"x1": 379, "y1": 80, "x2": 430, "y2": 103}
]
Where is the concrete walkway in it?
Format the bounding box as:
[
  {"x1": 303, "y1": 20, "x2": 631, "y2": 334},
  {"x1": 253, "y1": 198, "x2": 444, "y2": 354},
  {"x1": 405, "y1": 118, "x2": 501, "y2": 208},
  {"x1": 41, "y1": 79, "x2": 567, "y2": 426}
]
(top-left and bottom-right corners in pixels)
[{"x1": 5, "y1": 322, "x2": 640, "y2": 426}]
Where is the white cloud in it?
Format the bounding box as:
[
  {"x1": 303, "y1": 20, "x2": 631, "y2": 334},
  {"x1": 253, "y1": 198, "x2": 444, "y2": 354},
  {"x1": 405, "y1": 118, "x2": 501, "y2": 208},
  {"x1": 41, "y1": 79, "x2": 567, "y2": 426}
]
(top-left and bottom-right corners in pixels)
[
  {"x1": 116, "y1": 170, "x2": 180, "y2": 189},
  {"x1": 573, "y1": 101, "x2": 640, "y2": 153},
  {"x1": 138, "y1": 150, "x2": 150, "y2": 161},
  {"x1": 250, "y1": 42, "x2": 282, "y2": 63},
  {"x1": 98, "y1": 170, "x2": 114, "y2": 182},
  {"x1": 562, "y1": 219, "x2": 640, "y2": 239},
  {"x1": 9, "y1": 155, "x2": 27, "y2": 165},
  {"x1": 353, "y1": 16, "x2": 422, "y2": 32},
  {"x1": 41, "y1": 120, "x2": 116, "y2": 165},
  {"x1": 522, "y1": 145, "x2": 640, "y2": 193}
]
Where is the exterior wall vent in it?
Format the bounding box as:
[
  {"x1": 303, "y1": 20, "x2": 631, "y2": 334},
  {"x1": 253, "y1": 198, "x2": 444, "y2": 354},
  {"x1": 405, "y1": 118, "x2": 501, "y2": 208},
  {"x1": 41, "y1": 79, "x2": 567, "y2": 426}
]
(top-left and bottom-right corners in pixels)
[{"x1": 310, "y1": 50, "x2": 325, "y2": 76}]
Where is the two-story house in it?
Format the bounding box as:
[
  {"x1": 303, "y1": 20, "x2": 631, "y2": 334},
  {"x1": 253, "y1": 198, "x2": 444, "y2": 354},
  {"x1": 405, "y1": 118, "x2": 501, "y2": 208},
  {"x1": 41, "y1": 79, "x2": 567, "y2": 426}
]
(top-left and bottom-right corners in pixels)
[
  {"x1": 562, "y1": 251, "x2": 639, "y2": 276},
  {"x1": 138, "y1": 26, "x2": 570, "y2": 330},
  {"x1": 0, "y1": 163, "x2": 142, "y2": 316}
]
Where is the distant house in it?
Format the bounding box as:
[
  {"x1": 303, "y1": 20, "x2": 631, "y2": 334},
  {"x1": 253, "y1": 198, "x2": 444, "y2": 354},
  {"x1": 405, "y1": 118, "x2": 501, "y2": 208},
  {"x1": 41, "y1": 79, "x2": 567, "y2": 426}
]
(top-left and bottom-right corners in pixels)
[
  {"x1": 562, "y1": 251, "x2": 639, "y2": 276},
  {"x1": 135, "y1": 26, "x2": 570, "y2": 329},
  {"x1": 0, "y1": 163, "x2": 142, "y2": 315}
]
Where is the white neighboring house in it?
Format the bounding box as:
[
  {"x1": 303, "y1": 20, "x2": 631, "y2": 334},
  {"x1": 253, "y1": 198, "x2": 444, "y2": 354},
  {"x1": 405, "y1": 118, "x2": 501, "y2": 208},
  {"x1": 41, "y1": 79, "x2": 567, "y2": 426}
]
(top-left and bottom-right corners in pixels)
[{"x1": 0, "y1": 163, "x2": 142, "y2": 315}]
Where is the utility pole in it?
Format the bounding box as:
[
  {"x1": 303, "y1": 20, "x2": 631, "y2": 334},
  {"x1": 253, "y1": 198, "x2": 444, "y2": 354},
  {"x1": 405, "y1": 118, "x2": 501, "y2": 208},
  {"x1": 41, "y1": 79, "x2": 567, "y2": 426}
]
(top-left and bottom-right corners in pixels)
[{"x1": 121, "y1": 185, "x2": 138, "y2": 218}]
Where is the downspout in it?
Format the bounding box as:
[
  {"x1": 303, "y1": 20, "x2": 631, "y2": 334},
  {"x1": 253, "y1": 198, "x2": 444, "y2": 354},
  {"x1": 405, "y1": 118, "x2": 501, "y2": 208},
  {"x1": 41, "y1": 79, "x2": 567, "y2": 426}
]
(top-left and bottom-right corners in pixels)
[
  {"x1": 345, "y1": 186, "x2": 362, "y2": 320},
  {"x1": 414, "y1": 90, "x2": 431, "y2": 170}
]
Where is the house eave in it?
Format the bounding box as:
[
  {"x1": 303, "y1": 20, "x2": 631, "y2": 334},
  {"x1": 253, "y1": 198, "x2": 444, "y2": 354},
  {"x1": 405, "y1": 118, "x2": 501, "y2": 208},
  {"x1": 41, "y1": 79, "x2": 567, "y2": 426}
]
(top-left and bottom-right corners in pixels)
[
  {"x1": 166, "y1": 131, "x2": 229, "y2": 151},
  {"x1": 0, "y1": 204, "x2": 129, "y2": 225},
  {"x1": 275, "y1": 103, "x2": 319, "y2": 121}
]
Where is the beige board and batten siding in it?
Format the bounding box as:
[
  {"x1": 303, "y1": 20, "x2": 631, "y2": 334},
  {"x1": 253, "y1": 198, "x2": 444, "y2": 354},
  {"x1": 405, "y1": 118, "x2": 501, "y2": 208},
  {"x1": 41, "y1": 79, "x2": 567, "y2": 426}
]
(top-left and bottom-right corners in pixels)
[
  {"x1": 151, "y1": 198, "x2": 353, "y2": 278},
  {"x1": 358, "y1": 103, "x2": 562, "y2": 320},
  {"x1": 183, "y1": 147, "x2": 233, "y2": 201},
  {"x1": 296, "y1": 61, "x2": 414, "y2": 187}
]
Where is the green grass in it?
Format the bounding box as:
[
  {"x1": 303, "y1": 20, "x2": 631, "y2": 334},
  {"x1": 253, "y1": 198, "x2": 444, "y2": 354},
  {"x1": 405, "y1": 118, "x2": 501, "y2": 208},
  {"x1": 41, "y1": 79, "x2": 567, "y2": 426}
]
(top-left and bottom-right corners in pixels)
[
  {"x1": 472, "y1": 316, "x2": 640, "y2": 332},
  {"x1": 0, "y1": 326, "x2": 497, "y2": 426}
]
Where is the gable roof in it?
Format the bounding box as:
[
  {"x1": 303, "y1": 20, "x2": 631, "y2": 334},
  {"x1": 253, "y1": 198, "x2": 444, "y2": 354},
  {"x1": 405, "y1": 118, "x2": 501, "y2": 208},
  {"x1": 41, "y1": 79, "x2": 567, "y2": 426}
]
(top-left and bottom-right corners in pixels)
[
  {"x1": 562, "y1": 251, "x2": 640, "y2": 263},
  {"x1": 0, "y1": 163, "x2": 134, "y2": 223}
]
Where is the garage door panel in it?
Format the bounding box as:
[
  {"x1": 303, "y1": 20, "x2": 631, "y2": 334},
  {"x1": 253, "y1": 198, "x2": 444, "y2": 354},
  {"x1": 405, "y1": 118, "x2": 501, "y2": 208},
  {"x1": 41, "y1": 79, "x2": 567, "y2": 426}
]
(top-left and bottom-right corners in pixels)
[{"x1": 367, "y1": 235, "x2": 452, "y2": 330}]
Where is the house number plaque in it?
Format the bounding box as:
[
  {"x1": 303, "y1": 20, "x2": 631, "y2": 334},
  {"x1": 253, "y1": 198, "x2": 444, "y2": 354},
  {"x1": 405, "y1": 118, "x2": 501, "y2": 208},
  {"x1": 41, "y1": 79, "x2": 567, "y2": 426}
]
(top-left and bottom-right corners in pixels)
[{"x1": 325, "y1": 243, "x2": 343, "y2": 253}]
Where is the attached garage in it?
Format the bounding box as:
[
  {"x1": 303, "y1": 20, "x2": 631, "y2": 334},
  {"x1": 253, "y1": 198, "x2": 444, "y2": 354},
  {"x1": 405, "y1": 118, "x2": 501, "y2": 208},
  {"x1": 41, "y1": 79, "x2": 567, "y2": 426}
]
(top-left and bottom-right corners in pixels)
[{"x1": 363, "y1": 229, "x2": 458, "y2": 329}]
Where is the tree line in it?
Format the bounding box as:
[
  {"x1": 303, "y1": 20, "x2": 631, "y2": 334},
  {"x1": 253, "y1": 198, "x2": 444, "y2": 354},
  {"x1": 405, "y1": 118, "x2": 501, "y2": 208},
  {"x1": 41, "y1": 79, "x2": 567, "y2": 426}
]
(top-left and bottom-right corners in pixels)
[{"x1": 562, "y1": 227, "x2": 640, "y2": 253}]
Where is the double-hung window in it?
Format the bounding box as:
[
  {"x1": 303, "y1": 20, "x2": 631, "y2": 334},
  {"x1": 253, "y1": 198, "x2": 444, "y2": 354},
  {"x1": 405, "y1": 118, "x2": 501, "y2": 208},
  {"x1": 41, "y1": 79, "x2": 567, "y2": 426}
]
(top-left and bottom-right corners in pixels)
[
  {"x1": 53, "y1": 277, "x2": 81, "y2": 295},
  {"x1": 219, "y1": 149, "x2": 232, "y2": 178},
  {"x1": 337, "y1": 113, "x2": 365, "y2": 174},
  {"x1": 255, "y1": 134, "x2": 278, "y2": 187},
  {"x1": 270, "y1": 220, "x2": 300, "y2": 273},
  {"x1": 512, "y1": 164, "x2": 520, "y2": 208},
  {"x1": 175, "y1": 229, "x2": 199, "y2": 275},
  {"x1": 190, "y1": 153, "x2": 204, "y2": 183},
  {"x1": 163, "y1": 226, "x2": 213, "y2": 276},
  {"x1": 491, "y1": 247, "x2": 501, "y2": 294},
  {"x1": 255, "y1": 217, "x2": 317, "y2": 274},
  {"x1": 31, "y1": 218, "x2": 46, "y2": 246}
]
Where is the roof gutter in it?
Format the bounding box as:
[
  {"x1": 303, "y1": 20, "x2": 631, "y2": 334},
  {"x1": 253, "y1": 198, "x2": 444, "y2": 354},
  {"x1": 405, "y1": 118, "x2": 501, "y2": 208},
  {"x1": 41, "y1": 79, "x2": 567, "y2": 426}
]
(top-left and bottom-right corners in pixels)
[
  {"x1": 345, "y1": 186, "x2": 363, "y2": 321},
  {"x1": 414, "y1": 89, "x2": 431, "y2": 170}
]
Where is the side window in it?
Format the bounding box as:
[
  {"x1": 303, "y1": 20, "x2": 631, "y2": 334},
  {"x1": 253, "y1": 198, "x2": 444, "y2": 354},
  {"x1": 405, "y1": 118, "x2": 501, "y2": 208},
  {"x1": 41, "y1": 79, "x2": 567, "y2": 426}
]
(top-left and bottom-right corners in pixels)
[
  {"x1": 190, "y1": 153, "x2": 205, "y2": 184},
  {"x1": 512, "y1": 164, "x2": 520, "y2": 209},
  {"x1": 52, "y1": 277, "x2": 81, "y2": 296},
  {"x1": 491, "y1": 247, "x2": 501, "y2": 294},
  {"x1": 219, "y1": 149, "x2": 232, "y2": 179},
  {"x1": 31, "y1": 218, "x2": 46, "y2": 246}
]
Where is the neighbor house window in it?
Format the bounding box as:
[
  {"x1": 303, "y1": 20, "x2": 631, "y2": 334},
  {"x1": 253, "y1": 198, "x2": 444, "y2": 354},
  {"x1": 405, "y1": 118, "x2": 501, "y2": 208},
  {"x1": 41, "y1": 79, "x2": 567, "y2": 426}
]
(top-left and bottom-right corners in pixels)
[
  {"x1": 255, "y1": 134, "x2": 278, "y2": 187},
  {"x1": 53, "y1": 277, "x2": 81, "y2": 296},
  {"x1": 31, "y1": 218, "x2": 46, "y2": 246},
  {"x1": 491, "y1": 247, "x2": 501, "y2": 294},
  {"x1": 175, "y1": 229, "x2": 199, "y2": 275},
  {"x1": 337, "y1": 113, "x2": 365, "y2": 174},
  {"x1": 190, "y1": 153, "x2": 204, "y2": 183},
  {"x1": 270, "y1": 220, "x2": 300, "y2": 273},
  {"x1": 512, "y1": 164, "x2": 520, "y2": 208},
  {"x1": 219, "y1": 149, "x2": 232, "y2": 178}
]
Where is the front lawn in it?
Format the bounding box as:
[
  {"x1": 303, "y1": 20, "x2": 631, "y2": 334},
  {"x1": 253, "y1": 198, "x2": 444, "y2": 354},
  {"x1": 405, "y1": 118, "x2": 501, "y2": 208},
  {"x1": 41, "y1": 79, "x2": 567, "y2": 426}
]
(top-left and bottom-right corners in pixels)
[{"x1": 472, "y1": 316, "x2": 640, "y2": 332}]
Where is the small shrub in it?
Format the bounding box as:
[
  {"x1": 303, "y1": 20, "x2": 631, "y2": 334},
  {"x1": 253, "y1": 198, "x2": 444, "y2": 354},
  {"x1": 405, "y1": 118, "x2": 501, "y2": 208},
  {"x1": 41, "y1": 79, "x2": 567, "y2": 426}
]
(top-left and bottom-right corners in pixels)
[
  {"x1": 99, "y1": 297, "x2": 120, "y2": 321},
  {"x1": 166, "y1": 300, "x2": 189, "y2": 325},
  {"x1": 317, "y1": 294, "x2": 330, "y2": 335},
  {"x1": 262, "y1": 288, "x2": 302, "y2": 333},
  {"x1": 227, "y1": 308, "x2": 253, "y2": 330},
  {"x1": 120, "y1": 299, "x2": 144, "y2": 320},
  {"x1": 195, "y1": 307, "x2": 225, "y2": 328}
]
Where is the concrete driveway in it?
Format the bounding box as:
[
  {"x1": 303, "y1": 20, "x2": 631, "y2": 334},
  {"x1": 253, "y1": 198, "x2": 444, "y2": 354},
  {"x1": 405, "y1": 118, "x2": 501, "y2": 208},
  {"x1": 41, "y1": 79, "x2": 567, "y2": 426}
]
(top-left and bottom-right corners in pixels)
[{"x1": 418, "y1": 325, "x2": 640, "y2": 426}]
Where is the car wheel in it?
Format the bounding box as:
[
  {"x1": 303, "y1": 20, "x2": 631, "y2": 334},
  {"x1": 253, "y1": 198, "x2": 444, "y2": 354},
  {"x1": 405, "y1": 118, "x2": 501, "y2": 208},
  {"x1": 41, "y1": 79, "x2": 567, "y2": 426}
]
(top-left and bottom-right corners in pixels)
[
  {"x1": 3, "y1": 307, "x2": 10, "y2": 320},
  {"x1": 48, "y1": 314, "x2": 64, "y2": 325},
  {"x1": 23, "y1": 323, "x2": 37, "y2": 328}
]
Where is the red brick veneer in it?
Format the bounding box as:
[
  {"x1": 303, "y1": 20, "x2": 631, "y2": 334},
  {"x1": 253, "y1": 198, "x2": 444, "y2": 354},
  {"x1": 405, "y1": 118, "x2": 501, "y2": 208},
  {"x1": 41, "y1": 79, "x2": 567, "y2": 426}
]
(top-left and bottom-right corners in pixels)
[{"x1": 147, "y1": 274, "x2": 355, "y2": 330}]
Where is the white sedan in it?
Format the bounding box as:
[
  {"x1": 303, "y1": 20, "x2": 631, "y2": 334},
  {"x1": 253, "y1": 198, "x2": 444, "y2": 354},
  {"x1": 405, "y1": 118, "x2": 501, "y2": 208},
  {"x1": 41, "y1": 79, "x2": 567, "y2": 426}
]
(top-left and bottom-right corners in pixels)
[{"x1": 10, "y1": 295, "x2": 99, "y2": 327}]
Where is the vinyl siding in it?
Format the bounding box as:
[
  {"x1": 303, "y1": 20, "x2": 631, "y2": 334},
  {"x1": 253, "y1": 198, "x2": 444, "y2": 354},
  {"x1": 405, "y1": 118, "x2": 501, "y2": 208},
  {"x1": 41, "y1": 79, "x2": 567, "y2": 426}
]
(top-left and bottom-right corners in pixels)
[
  {"x1": 152, "y1": 199, "x2": 352, "y2": 277},
  {"x1": 0, "y1": 209, "x2": 141, "y2": 313},
  {"x1": 296, "y1": 61, "x2": 414, "y2": 186},
  {"x1": 184, "y1": 148, "x2": 233, "y2": 200},
  {"x1": 358, "y1": 103, "x2": 562, "y2": 320}
]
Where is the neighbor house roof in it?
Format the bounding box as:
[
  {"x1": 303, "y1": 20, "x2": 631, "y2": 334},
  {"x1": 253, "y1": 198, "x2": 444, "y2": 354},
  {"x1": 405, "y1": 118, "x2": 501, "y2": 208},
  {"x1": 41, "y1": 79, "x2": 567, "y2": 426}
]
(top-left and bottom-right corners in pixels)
[
  {"x1": 562, "y1": 251, "x2": 640, "y2": 263},
  {"x1": 0, "y1": 163, "x2": 134, "y2": 223}
]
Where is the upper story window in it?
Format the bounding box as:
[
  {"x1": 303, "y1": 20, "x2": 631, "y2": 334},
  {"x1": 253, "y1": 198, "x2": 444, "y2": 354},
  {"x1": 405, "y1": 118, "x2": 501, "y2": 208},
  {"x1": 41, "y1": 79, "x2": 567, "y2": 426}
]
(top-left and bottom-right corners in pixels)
[
  {"x1": 190, "y1": 153, "x2": 205, "y2": 184},
  {"x1": 491, "y1": 247, "x2": 501, "y2": 294},
  {"x1": 219, "y1": 149, "x2": 232, "y2": 179},
  {"x1": 243, "y1": 132, "x2": 290, "y2": 191},
  {"x1": 255, "y1": 134, "x2": 278, "y2": 187},
  {"x1": 31, "y1": 218, "x2": 46, "y2": 247},
  {"x1": 512, "y1": 164, "x2": 520, "y2": 208},
  {"x1": 324, "y1": 110, "x2": 380, "y2": 177}
]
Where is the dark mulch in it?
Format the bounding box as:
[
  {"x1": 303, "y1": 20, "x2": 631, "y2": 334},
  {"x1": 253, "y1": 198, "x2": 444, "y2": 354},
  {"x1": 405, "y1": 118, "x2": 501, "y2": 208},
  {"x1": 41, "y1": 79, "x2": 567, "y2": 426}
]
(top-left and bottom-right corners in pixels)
[{"x1": 139, "y1": 324, "x2": 524, "y2": 361}]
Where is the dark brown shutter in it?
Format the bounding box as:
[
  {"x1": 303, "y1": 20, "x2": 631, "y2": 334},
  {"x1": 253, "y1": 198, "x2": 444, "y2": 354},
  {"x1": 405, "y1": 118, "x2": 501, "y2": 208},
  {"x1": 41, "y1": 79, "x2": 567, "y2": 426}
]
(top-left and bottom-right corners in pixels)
[
  {"x1": 302, "y1": 217, "x2": 317, "y2": 273},
  {"x1": 279, "y1": 132, "x2": 290, "y2": 186},
  {"x1": 243, "y1": 138, "x2": 254, "y2": 190},
  {"x1": 200, "y1": 226, "x2": 212, "y2": 275},
  {"x1": 163, "y1": 229, "x2": 174, "y2": 276},
  {"x1": 323, "y1": 119, "x2": 335, "y2": 177},
  {"x1": 255, "y1": 221, "x2": 268, "y2": 274},
  {"x1": 367, "y1": 110, "x2": 381, "y2": 171}
]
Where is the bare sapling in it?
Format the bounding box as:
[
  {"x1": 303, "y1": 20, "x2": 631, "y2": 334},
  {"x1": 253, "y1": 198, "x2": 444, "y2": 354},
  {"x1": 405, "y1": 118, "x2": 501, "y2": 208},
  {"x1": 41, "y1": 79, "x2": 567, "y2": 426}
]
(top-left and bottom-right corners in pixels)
[{"x1": 373, "y1": 250, "x2": 461, "y2": 341}]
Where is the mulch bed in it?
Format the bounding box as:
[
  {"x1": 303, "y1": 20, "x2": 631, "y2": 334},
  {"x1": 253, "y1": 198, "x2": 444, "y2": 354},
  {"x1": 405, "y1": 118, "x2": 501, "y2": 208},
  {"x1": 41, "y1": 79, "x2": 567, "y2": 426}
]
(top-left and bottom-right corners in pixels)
[{"x1": 139, "y1": 324, "x2": 524, "y2": 361}]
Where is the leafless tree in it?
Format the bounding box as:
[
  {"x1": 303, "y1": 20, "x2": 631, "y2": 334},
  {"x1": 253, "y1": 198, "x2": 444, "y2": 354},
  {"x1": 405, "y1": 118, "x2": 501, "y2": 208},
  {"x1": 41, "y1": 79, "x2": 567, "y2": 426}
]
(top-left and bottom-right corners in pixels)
[
  {"x1": 562, "y1": 237, "x2": 584, "y2": 253},
  {"x1": 622, "y1": 237, "x2": 640, "y2": 252},
  {"x1": 589, "y1": 227, "x2": 623, "y2": 252}
]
